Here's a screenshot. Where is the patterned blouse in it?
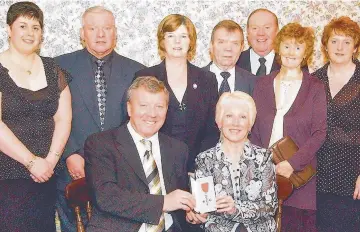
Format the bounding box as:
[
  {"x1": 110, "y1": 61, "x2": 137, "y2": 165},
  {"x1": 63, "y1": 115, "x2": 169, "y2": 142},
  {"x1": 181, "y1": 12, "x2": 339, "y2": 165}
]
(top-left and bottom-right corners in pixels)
[{"x1": 195, "y1": 141, "x2": 278, "y2": 232}]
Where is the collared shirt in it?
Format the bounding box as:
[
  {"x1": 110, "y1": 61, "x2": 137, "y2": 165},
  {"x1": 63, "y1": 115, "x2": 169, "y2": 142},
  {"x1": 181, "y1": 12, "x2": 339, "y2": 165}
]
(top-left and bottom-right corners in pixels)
[
  {"x1": 249, "y1": 49, "x2": 275, "y2": 75},
  {"x1": 127, "y1": 122, "x2": 173, "y2": 231},
  {"x1": 85, "y1": 49, "x2": 114, "y2": 81},
  {"x1": 210, "y1": 63, "x2": 236, "y2": 92}
]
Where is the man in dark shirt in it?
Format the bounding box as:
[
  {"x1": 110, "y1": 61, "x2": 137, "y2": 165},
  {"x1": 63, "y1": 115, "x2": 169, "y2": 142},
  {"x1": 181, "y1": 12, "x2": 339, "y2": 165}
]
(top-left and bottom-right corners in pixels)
[{"x1": 55, "y1": 6, "x2": 145, "y2": 232}]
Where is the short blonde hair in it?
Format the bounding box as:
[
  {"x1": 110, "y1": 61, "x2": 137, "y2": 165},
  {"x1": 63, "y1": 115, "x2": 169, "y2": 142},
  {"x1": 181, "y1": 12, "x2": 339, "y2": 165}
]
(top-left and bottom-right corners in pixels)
[
  {"x1": 157, "y1": 14, "x2": 197, "y2": 61},
  {"x1": 274, "y1": 23, "x2": 314, "y2": 67},
  {"x1": 127, "y1": 76, "x2": 169, "y2": 104},
  {"x1": 321, "y1": 16, "x2": 360, "y2": 61},
  {"x1": 215, "y1": 91, "x2": 257, "y2": 129}
]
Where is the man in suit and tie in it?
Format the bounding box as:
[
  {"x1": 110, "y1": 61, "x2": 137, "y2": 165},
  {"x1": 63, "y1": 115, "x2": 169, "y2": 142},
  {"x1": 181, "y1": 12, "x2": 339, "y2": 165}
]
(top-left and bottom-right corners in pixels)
[
  {"x1": 203, "y1": 20, "x2": 257, "y2": 96},
  {"x1": 55, "y1": 6, "x2": 145, "y2": 231},
  {"x1": 236, "y1": 9, "x2": 280, "y2": 76},
  {"x1": 85, "y1": 76, "x2": 196, "y2": 232}
]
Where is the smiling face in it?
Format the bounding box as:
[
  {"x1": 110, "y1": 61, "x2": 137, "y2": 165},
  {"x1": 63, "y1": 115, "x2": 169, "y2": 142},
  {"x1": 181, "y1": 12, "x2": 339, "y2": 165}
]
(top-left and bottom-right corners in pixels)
[
  {"x1": 164, "y1": 24, "x2": 190, "y2": 60},
  {"x1": 247, "y1": 10, "x2": 278, "y2": 57},
  {"x1": 327, "y1": 32, "x2": 357, "y2": 65},
  {"x1": 279, "y1": 38, "x2": 306, "y2": 69},
  {"x1": 217, "y1": 101, "x2": 251, "y2": 144},
  {"x1": 210, "y1": 27, "x2": 244, "y2": 70},
  {"x1": 81, "y1": 10, "x2": 116, "y2": 59},
  {"x1": 127, "y1": 87, "x2": 168, "y2": 138},
  {"x1": 7, "y1": 16, "x2": 42, "y2": 54}
]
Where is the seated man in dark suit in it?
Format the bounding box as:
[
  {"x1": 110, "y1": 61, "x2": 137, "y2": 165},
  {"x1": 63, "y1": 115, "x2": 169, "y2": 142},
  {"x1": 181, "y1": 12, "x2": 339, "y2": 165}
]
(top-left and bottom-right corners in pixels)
[
  {"x1": 85, "y1": 76, "x2": 196, "y2": 232},
  {"x1": 236, "y1": 9, "x2": 280, "y2": 75},
  {"x1": 203, "y1": 20, "x2": 257, "y2": 96}
]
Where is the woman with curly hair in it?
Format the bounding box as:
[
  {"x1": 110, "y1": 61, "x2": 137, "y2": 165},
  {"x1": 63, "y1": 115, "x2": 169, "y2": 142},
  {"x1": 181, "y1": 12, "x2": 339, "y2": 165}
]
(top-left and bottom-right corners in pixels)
[{"x1": 251, "y1": 23, "x2": 327, "y2": 231}]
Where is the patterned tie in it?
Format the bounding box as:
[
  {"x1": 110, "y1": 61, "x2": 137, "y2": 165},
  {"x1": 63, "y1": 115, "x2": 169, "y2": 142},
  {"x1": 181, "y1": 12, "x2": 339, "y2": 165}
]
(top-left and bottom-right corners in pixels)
[
  {"x1": 219, "y1": 71, "x2": 231, "y2": 95},
  {"x1": 140, "y1": 139, "x2": 165, "y2": 232},
  {"x1": 95, "y1": 59, "x2": 107, "y2": 131},
  {"x1": 256, "y1": 57, "x2": 267, "y2": 76}
]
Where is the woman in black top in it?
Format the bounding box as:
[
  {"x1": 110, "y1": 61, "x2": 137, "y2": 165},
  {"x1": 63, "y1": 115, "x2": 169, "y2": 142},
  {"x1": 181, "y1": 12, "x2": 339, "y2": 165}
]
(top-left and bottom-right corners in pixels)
[
  {"x1": 135, "y1": 14, "x2": 218, "y2": 172},
  {"x1": 313, "y1": 16, "x2": 360, "y2": 232},
  {"x1": 0, "y1": 2, "x2": 71, "y2": 231}
]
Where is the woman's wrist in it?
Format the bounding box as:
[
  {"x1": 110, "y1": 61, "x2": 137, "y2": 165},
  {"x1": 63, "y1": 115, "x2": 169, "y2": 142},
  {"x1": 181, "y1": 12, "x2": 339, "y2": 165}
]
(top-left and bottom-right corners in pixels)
[{"x1": 24, "y1": 154, "x2": 38, "y2": 171}]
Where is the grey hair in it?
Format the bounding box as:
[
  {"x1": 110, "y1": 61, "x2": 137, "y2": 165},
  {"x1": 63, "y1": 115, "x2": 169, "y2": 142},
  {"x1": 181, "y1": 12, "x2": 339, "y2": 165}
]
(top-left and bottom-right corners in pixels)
[{"x1": 81, "y1": 6, "x2": 115, "y2": 27}]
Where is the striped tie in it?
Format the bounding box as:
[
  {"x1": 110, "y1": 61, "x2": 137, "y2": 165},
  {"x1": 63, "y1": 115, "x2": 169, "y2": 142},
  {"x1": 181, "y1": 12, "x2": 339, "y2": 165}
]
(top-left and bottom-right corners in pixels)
[{"x1": 140, "y1": 139, "x2": 165, "y2": 232}]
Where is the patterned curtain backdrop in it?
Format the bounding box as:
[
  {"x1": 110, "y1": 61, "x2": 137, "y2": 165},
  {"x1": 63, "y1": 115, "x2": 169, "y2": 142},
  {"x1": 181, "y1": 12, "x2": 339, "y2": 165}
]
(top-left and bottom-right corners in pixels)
[{"x1": 0, "y1": 0, "x2": 359, "y2": 72}]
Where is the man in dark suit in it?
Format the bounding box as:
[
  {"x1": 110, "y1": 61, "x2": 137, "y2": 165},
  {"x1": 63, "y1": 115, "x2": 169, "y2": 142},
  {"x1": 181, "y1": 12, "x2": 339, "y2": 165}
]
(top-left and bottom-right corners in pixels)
[
  {"x1": 85, "y1": 76, "x2": 195, "y2": 232},
  {"x1": 55, "y1": 6, "x2": 145, "y2": 232},
  {"x1": 203, "y1": 20, "x2": 257, "y2": 96},
  {"x1": 236, "y1": 9, "x2": 280, "y2": 75}
]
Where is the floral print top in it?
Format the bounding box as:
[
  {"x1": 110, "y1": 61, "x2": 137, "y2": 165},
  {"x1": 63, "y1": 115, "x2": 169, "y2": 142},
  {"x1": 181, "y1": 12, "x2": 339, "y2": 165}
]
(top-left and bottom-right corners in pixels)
[{"x1": 195, "y1": 141, "x2": 278, "y2": 232}]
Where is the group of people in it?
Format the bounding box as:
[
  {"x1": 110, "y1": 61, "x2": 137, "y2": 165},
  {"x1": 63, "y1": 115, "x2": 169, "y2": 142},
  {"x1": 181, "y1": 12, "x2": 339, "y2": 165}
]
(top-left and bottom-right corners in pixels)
[{"x1": 0, "y1": 1, "x2": 359, "y2": 232}]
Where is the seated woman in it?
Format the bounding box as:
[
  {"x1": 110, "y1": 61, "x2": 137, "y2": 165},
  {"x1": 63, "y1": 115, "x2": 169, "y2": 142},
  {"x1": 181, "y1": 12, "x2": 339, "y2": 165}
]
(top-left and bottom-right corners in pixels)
[
  {"x1": 251, "y1": 23, "x2": 327, "y2": 232},
  {"x1": 313, "y1": 16, "x2": 360, "y2": 231},
  {"x1": 187, "y1": 91, "x2": 277, "y2": 232},
  {"x1": 135, "y1": 14, "x2": 219, "y2": 172}
]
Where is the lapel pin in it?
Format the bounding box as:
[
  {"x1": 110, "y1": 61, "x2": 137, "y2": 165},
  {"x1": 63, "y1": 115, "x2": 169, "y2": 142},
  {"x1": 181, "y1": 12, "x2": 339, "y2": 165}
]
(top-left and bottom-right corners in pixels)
[{"x1": 193, "y1": 83, "x2": 197, "y2": 89}]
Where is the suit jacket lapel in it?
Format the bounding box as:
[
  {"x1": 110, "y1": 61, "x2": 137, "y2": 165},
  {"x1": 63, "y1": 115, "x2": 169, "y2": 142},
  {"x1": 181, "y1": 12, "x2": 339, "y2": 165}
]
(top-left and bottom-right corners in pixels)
[
  {"x1": 115, "y1": 125, "x2": 148, "y2": 185},
  {"x1": 74, "y1": 49, "x2": 101, "y2": 128},
  {"x1": 104, "y1": 53, "x2": 128, "y2": 130},
  {"x1": 285, "y1": 72, "x2": 311, "y2": 116},
  {"x1": 185, "y1": 62, "x2": 201, "y2": 142},
  {"x1": 242, "y1": 49, "x2": 252, "y2": 73},
  {"x1": 234, "y1": 66, "x2": 245, "y2": 91},
  {"x1": 158, "y1": 134, "x2": 175, "y2": 191}
]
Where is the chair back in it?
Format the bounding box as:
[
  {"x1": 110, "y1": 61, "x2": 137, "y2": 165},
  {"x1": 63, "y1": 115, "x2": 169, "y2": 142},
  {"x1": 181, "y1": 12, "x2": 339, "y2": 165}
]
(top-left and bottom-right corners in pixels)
[{"x1": 65, "y1": 178, "x2": 92, "y2": 232}]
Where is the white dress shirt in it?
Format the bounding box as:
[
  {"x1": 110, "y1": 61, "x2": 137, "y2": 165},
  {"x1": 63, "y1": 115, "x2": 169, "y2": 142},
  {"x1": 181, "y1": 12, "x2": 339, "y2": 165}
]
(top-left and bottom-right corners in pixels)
[
  {"x1": 249, "y1": 49, "x2": 275, "y2": 75},
  {"x1": 127, "y1": 122, "x2": 173, "y2": 232},
  {"x1": 210, "y1": 63, "x2": 236, "y2": 92}
]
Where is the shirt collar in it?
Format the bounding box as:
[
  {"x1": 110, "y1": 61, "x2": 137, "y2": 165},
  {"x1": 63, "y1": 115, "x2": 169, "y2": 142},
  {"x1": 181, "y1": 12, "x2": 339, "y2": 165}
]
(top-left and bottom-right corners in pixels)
[
  {"x1": 250, "y1": 48, "x2": 275, "y2": 61},
  {"x1": 210, "y1": 62, "x2": 236, "y2": 77},
  {"x1": 127, "y1": 122, "x2": 159, "y2": 145},
  {"x1": 86, "y1": 49, "x2": 114, "y2": 64}
]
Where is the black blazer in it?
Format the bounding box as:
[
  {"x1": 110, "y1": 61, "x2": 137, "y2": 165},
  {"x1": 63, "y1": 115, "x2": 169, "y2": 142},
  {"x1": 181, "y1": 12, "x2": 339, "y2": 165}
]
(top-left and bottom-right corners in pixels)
[
  {"x1": 236, "y1": 48, "x2": 280, "y2": 74},
  {"x1": 85, "y1": 125, "x2": 189, "y2": 232},
  {"x1": 203, "y1": 62, "x2": 258, "y2": 96},
  {"x1": 135, "y1": 61, "x2": 219, "y2": 171}
]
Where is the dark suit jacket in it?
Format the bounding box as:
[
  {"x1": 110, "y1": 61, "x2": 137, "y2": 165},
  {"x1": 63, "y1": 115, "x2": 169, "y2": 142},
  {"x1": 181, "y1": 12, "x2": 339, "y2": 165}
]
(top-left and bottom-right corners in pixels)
[
  {"x1": 134, "y1": 61, "x2": 219, "y2": 171},
  {"x1": 203, "y1": 62, "x2": 258, "y2": 95},
  {"x1": 250, "y1": 71, "x2": 327, "y2": 210},
  {"x1": 236, "y1": 48, "x2": 280, "y2": 74},
  {"x1": 55, "y1": 49, "x2": 145, "y2": 189},
  {"x1": 84, "y1": 124, "x2": 189, "y2": 232}
]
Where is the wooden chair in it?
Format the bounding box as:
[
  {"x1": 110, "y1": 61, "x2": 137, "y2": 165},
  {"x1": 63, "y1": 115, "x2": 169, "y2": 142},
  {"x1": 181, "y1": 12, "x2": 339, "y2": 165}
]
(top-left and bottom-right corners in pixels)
[
  {"x1": 276, "y1": 175, "x2": 293, "y2": 232},
  {"x1": 65, "y1": 178, "x2": 92, "y2": 232}
]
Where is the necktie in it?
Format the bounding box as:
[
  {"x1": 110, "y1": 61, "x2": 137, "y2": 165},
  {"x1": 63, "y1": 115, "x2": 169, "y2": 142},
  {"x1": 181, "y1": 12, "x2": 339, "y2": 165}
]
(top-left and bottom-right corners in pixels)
[
  {"x1": 140, "y1": 139, "x2": 165, "y2": 232},
  {"x1": 256, "y1": 57, "x2": 267, "y2": 76},
  {"x1": 95, "y1": 59, "x2": 107, "y2": 131},
  {"x1": 219, "y1": 71, "x2": 231, "y2": 95}
]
